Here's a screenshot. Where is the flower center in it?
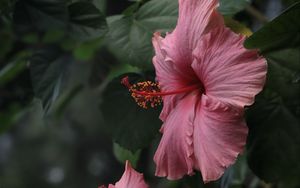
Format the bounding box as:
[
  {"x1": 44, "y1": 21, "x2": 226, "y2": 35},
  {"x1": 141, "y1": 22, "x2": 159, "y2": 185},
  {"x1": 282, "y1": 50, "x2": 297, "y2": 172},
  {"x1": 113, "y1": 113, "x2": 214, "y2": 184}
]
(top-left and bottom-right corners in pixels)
[{"x1": 121, "y1": 76, "x2": 199, "y2": 109}]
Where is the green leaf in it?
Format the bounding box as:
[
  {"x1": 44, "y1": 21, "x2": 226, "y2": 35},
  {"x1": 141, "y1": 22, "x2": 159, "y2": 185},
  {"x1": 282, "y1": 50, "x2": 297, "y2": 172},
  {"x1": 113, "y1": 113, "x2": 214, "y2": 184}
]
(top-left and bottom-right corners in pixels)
[
  {"x1": 245, "y1": 5, "x2": 300, "y2": 183},
  {"x1": 122, "y1": 2, "x2": 140, "y2": 16},
  {"x1": 245, "y1": 3, "x2": 300, "y2": 51},
  {"x1": 0, "y1": 60, "x2": 27, "y2": 86},
  {"x1": 13, "y1": 0, "x2": 68, "y2": 33},
  {"x1": 72, "y1": 37, "x2": 105, "y2": 61},
  {"x1": 0, "y1": 0, "x2": 17, "y2": 14},
  {"x1": 0, "y1": 50, "x2": 30, "y2": 86},
  {"x1": 266, "y1": 59, "x2": 300, "y2": 105},
  {"x1": 42, "y1": 29, "x2": 65, "y2": 43},
  {"x1": 107, "y1": 0, "x2": 178, "y2": 69},
  {"x1": 107, "y1": 63, "x2": 141, "y2": 81},
  {"x1": 245, "y1": 5, "x2": 300, "y2": 185},
  {"x1": 0, "y1": 105, "x2": 25, "y2": 134},
  {"x1": 219, "y1": 0, "x2": 250, "y2": 15},
  {"x1": 68, "y1": 2, "x2": 108, "y2": 41},
  {"x1": 21, "y1": 33, "x2": 39, "y2": 44},
  {"x1": 100, "y1": 73, "x2": 161, "y2": 151},
  {"x1": 30, "y1": 47, "x2": 71, "y2": 112},
  {"x1": 92, "y1": 0, "x2": 107, "y2": 14},
  {"x1": 246, "y1": 91, "x2": 300, "y2": 185},
  {"x1": 0, "y1": 27, "x2": 13, "y2": 59},
  {"x1": 113, "y1": 143, "x2": 141, "y2": 168},
  {"x1": 107, "y1": 0, "x2": 252, "y2": 69},
  {"x1": 244, "y1": 2, "x2": 300, "y2": 66},
  {"x1": 50, "y1": 84, "x2": 84, "y2": 118},
  {"x1": 13, "y1": 0, "x2": 107, "y2": 41}
]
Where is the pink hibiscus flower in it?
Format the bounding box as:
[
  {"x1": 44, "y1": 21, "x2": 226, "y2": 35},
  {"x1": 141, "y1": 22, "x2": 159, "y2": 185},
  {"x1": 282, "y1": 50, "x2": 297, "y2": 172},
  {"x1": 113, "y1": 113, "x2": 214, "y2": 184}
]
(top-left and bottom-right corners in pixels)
[
  {"x1": 99, "y1": 161, "x2": 148, "y2": 188},
  {"x1": 122, "y1": 0, "x2": 267, "y2": 183}
]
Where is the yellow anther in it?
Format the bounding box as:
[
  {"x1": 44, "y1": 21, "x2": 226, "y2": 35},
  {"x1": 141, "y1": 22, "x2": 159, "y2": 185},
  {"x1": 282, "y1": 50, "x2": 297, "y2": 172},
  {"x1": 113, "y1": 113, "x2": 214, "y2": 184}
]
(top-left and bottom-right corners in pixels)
[{"x1": 128, "y1": 80, "x2": 162, "y2": 109}]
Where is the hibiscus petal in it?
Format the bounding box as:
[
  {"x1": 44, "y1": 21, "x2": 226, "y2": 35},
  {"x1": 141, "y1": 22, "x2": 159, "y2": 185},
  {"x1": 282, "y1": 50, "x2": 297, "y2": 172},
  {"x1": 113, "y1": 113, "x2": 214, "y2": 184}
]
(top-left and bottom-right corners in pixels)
[
  {"x1": 192, "y1": 27, "x2": 267, "y2": 107},
  {"x1": 153, "y1": 0, "x2": 224, "y2": 120},
  {"x1": 193, "y1": 95, "x2": 248, "y2": 183},
  {"x1": 152, "y1": 32, "x2": 188, "y2": 121},
  {"x1": 161, "y1": 0, "x2": 223, "y2": 69},
  {"x1": 154, "y1": 92, "x2": 199, "y2": 180},
  {"x1": 114, "y1": 161, "x2": 148, "y2": 188}
]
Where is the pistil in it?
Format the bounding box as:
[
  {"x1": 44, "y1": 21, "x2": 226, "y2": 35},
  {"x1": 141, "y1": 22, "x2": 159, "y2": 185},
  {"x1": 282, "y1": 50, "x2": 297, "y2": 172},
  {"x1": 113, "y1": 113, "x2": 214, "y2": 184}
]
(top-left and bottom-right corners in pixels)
[{"x1": 121, "y1": 76, "x2": 199, "y2": 109}]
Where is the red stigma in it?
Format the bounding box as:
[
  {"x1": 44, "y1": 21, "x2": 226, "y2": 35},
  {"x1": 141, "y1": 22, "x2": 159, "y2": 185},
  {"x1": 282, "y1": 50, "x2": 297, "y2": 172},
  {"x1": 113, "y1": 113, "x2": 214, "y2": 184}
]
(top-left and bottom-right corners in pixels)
[{"x1": 121, "y1": 76, "x2": 131, "y2": 88}]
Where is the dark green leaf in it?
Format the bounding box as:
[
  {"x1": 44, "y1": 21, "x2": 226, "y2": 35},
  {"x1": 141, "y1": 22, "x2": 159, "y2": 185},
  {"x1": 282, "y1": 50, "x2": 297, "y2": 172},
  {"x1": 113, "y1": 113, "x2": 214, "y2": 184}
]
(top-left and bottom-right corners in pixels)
[
  {"x1": 246, "y1": 91, "x2": 300, "y2": 185},
  {"x1": 266, "y1": 59, "x2": 300, "y2": 106},
  {"x1": 68, "y1": 2, "x2": 107, "y2": 41},
  {"x1": 266, "y1": 48, "x2": 300, "y2": 71},
  {"x1": 50, "y1": 84, "x2": 83, "y2": 118},
  {"x1": 21, "y1": 33, "x2": 39, "y2": 44},
  {"x1": 245, "y1": 5, "x2": 300, "y2": 181},
  {"x1": 107, "y1": 0, "x2": 251, "y2": 69},
  {"x1": 42, "y1": 29, "x2": 65, "y2": 43},
  {"x1": 0, "y1": 105, "x2": 25, "y2": 134},
  {"x1": 13, "y1": 1, "x2": 107, "y2": 41},
  {"x1": 107, "y1": 0, "x2": 178, "y2": 69},
  {"x1": 0, "y1": 50, "x2": 30, "y2": 86},
  {"x1": 100, "y1": 73, "x2": 161, "y2": 151},
  {"x1": 245, "y1": 5, "x2": 300, "y2": 184},
  {"x1": 13, "y1": 0, "x2": 68, "y2": 33},
  {"x1": 122, "y1": 2, "x2": 140, "y2": 16},
  {"x1": 0, "y1": 0, "x2": 17, "y2": 14},
  {"x1": 72, "y1": 37, "x2": 104, "y2": 61},
  {"x1": 244, "y1": 2, "x2": 300, "y2": 66},
  {"x1": 0, "y1": 60, "x2": 27, "y2": 86},
  {"x1": 219, "y1": 0, "x2": 250, "y2": 15},
  {"x1": 135, "y1": 0, "x2": 178, "y2": 31},
  {"x1": 92, "y1": 0, "x2": 107, "y2": 14},
  {"x1": 0, "y1": 27, "x2": 13, "y2": 59},
  {"x1": 245, "y1": 2, "x2": 300, "y2": 51},
  {"x1": 30, "y1": 47, "x2": 71, "y2": 112},
  {"x1": 107, "y1": 64, "x2": 141, "y2": 81}
]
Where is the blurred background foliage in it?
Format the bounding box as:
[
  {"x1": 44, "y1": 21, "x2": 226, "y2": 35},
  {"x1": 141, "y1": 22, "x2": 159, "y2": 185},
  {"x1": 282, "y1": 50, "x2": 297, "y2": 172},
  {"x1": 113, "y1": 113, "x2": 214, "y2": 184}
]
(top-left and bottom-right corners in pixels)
[{"x1": 0, "y1": 0, "x2": 299, "y2": 187}]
